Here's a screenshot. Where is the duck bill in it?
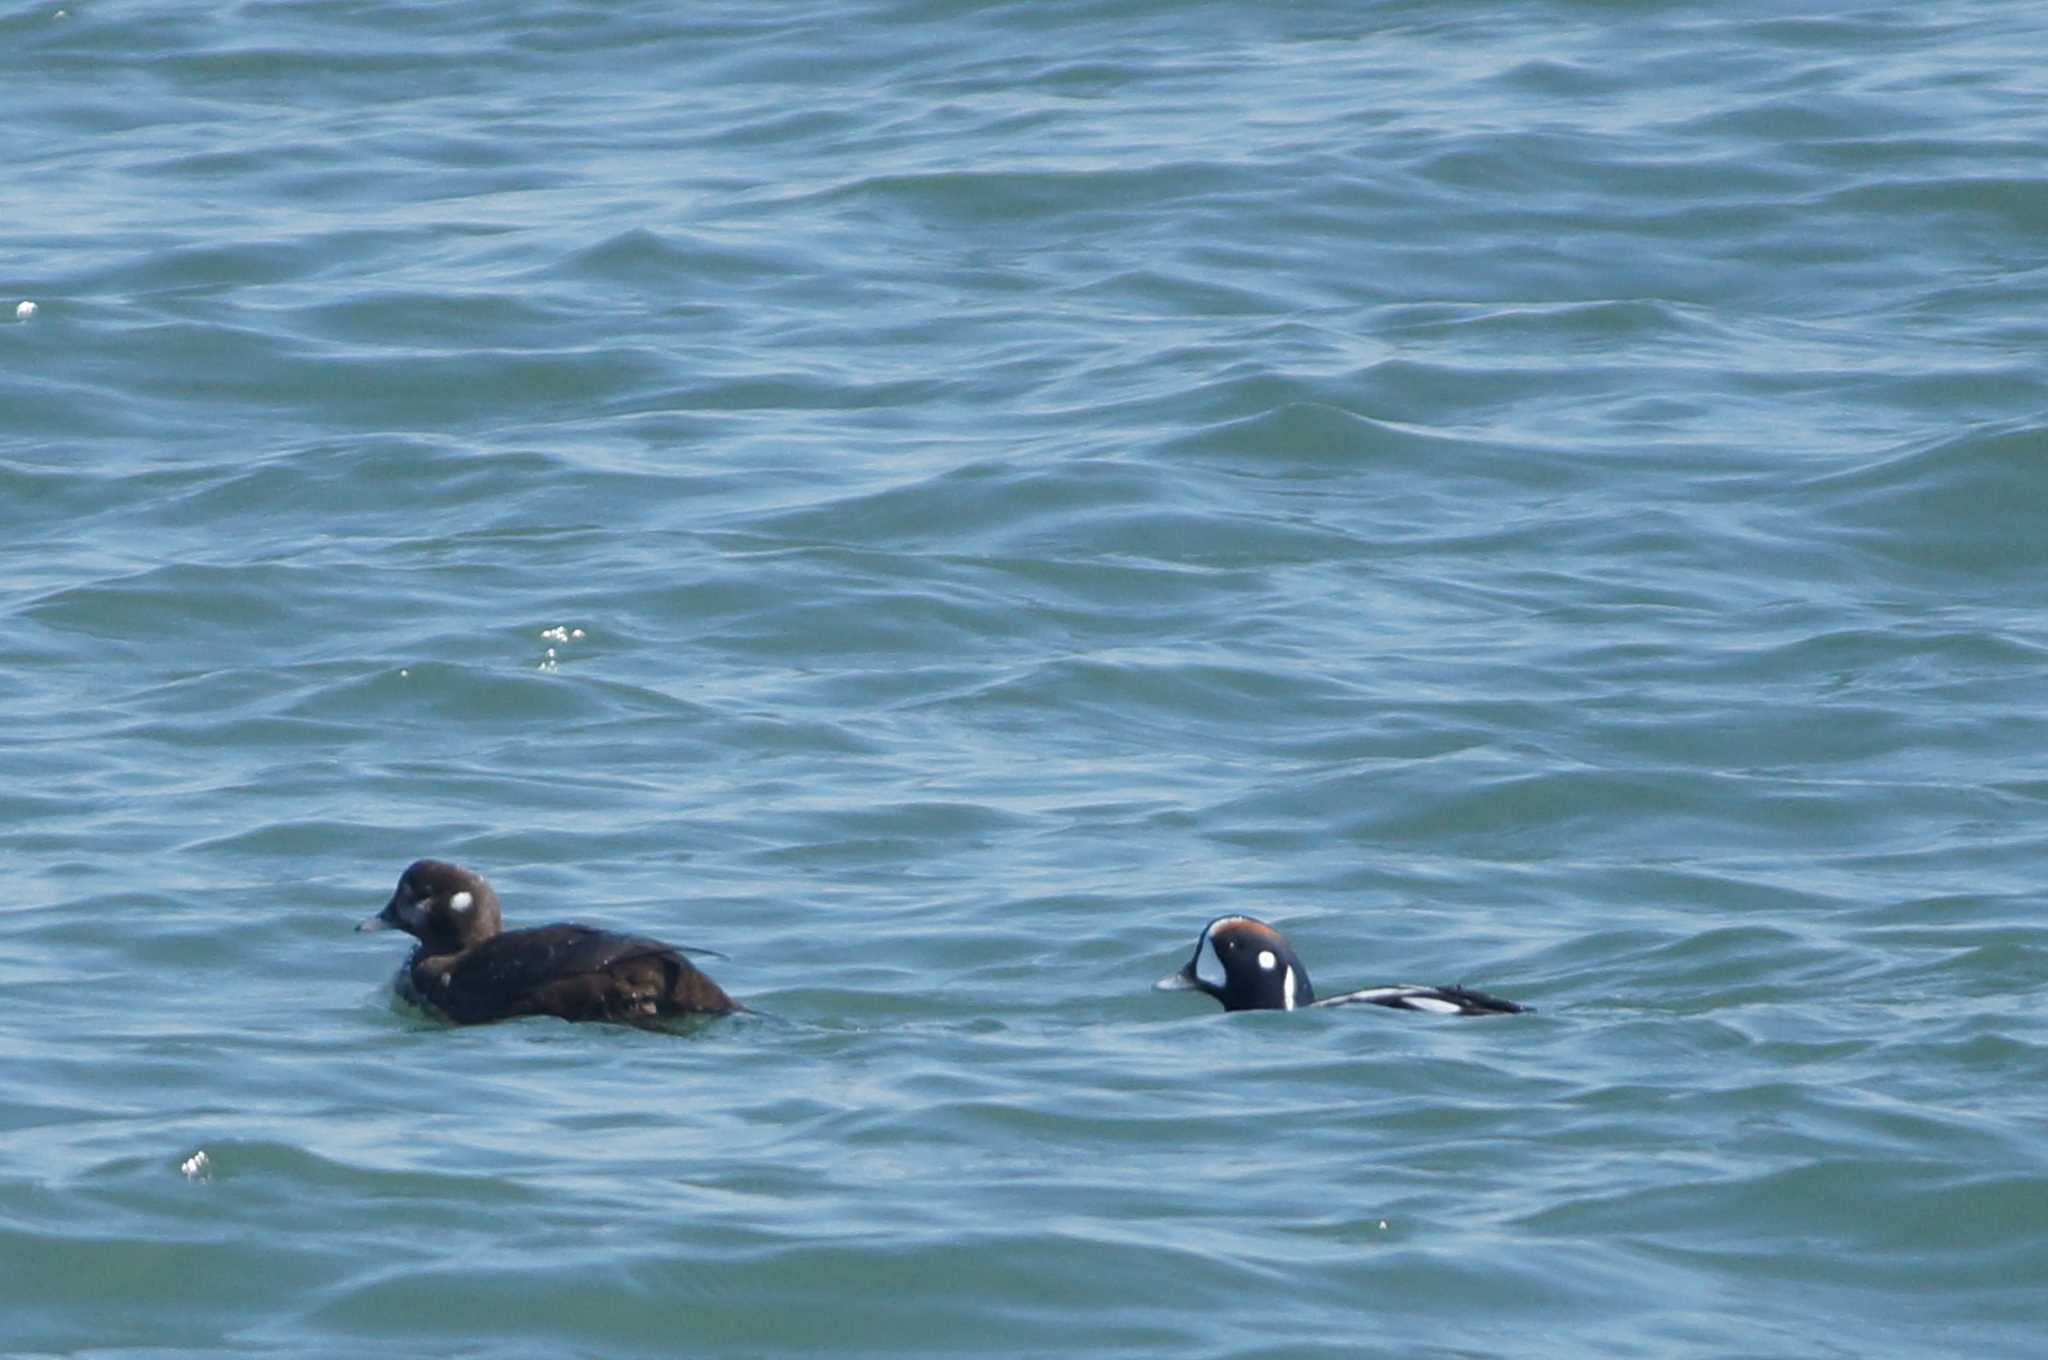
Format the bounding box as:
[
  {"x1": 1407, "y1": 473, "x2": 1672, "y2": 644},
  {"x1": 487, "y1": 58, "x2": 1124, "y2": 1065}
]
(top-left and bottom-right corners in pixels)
[
  {"x1": 1154, "y1": 963, "x2": 1201, "y2": 992},
  {"x1": 356, "y1": 886, "x2": 407, "y2": 933}
]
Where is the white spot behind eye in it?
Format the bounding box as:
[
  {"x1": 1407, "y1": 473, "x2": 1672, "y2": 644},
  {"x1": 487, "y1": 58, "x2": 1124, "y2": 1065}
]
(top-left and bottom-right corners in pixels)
[
  {"x1": 1257, "y1": 949, "x2": 1277, "y2": 971},
  {"x1": 450, "y1": 891, "x2": 474, "y2": 912},
  {"x1": 1283, "y1": 966, "x2": 1299, "y2": 1010}
]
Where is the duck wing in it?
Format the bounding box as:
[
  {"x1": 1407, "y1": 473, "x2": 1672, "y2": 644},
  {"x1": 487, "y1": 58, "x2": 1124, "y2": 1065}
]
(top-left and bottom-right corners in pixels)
[
  {"x1": 1310, "y1": 983, "x2": 1527, "y2": 1015},
  {"x1": 434, "y1": 924, "x2": 736, "y2": 1023}
]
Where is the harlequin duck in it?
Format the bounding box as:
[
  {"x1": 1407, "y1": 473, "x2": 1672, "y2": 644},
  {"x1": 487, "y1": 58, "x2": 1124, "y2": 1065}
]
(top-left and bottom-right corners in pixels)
[
  {"x1": 358, "y1": 859, "x2": 739, "y2": 1025},
  {"x1": 1155, "y1": 915, "x2": 1527, "y2": 1015}
]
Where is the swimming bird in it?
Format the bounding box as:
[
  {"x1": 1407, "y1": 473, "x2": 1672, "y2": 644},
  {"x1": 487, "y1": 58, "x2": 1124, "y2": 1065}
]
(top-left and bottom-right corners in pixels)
[
  {"x1": 358, "y1": 859, "x2": 739, "y2": 1025},
  {"x1": 1155, "y1": 915, "x2": 1526, "y2": 1014}
]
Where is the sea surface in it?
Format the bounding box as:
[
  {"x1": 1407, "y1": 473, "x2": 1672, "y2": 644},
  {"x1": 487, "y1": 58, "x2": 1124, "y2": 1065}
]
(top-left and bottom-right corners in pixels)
[{"x1": 4, "y1": 1, "x2": 2047, "y2": 1356}]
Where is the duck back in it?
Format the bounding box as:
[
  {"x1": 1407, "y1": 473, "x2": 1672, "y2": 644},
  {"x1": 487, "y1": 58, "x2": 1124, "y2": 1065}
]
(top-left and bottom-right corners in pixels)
[{"x1": 407, "y1": 924, "x2": 738, "y2": 1025}]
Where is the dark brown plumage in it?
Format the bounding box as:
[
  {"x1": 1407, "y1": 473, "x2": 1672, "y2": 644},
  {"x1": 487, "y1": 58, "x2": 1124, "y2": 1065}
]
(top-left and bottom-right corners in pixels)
[{"x1": 358, "y1": 859, "x2": 738, "y2": 1025}]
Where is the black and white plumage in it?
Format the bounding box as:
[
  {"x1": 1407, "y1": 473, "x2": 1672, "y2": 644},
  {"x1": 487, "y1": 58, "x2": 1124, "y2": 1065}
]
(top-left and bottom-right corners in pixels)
[
  {"x1": 1154, "y1": 915, "x2": 1527, "y2": 1015},
  {"x1": 358, "y1": 859, "x2": 739, "y2": 1025}
]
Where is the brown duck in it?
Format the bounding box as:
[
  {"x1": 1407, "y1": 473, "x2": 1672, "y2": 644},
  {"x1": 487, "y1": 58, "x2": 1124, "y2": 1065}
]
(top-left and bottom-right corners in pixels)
[{"x1": 359, "y1": 859, "x2": 739, "y2": 1025}]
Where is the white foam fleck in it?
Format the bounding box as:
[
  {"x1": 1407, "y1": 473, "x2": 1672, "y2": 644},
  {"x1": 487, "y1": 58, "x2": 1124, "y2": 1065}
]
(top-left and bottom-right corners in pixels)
[
  {"x1": 14, "y1": 301, "x2": 36, "y2": 321},
  {"x1": 179, "y1": 1150, "x2": 211, "y2": 1179}
]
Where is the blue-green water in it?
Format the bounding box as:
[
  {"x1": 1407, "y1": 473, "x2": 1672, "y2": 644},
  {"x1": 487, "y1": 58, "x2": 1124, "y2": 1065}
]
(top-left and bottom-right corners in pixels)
[{"x1": 5, "y1": 1, "x2": 2047, "y2": 1355}]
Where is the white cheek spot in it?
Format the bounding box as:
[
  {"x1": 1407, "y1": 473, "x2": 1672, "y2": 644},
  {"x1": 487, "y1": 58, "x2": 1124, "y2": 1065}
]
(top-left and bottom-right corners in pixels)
[
  {"x1": 1282, "y1": 965, "x2": 1299, "y2": 1010},
  {"x1": 1257, "y1": 950, "x2": 1277, "y2": 971},
  {"x1": 439, "y1": 974, "x2": 452, "y2": 988},
  {"x1": 450, "y1": 891, "x2": 473, "y2": 912}
]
